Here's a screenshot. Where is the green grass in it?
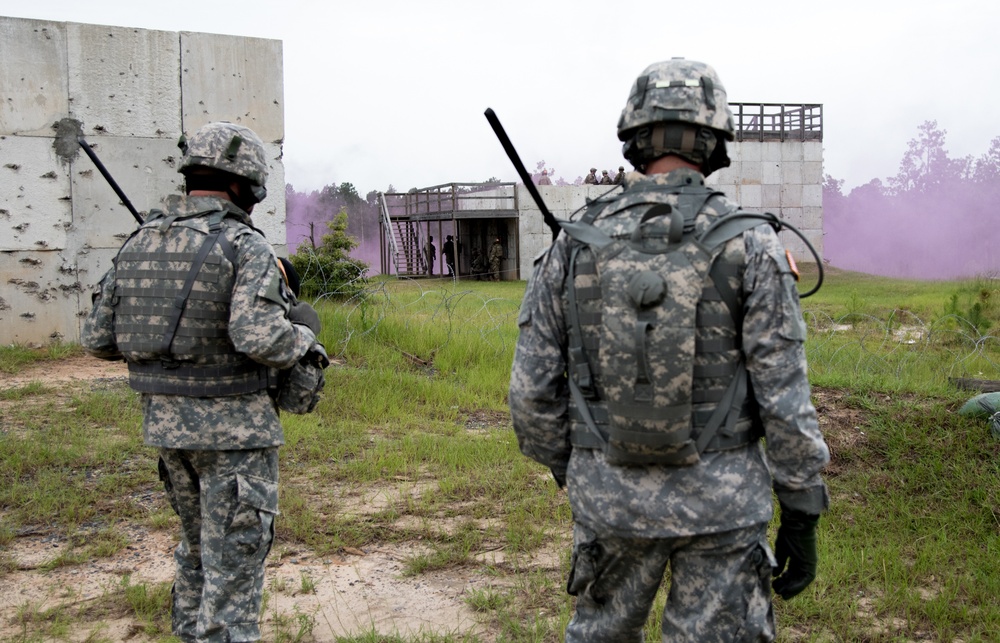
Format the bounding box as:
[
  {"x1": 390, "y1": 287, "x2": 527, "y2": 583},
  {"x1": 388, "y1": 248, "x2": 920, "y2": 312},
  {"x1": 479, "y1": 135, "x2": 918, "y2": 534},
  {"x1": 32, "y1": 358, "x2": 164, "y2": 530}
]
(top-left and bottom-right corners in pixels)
[
  {"x1": 0, "y1": 342, "x2": 82, "y2": 374},
  {"x1": 1, "y1": 271, "x2": 999, "y2": 640}
]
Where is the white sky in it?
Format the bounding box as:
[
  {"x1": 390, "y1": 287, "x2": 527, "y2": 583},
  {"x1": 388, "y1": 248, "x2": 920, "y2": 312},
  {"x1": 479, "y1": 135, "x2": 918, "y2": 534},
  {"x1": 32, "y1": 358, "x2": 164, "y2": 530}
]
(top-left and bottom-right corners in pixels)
[{"x1": 4, "y1": 0, "x2": 999, "y2": 195}]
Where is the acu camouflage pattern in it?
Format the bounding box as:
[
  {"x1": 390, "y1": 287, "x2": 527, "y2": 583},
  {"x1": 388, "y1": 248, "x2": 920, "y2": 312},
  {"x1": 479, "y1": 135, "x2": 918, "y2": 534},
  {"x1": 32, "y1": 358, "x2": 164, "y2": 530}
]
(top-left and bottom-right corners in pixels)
[
  {"x1": 512, "y1": 167, "x2": 828, "y2": 639},
  {"x1": 82, "y1": 193, "x2": 316, "y2": 450},
  {"x1": 617, "y1": 59, "x2": 736, "y2": 142},
  {"x1": 510, "y1": 168, "x2": 830, "y2": 540},
  {"x1": 276, "y1": 342, "x2": 330, "y2": 414},
  {"x1": 562, "y1": 174, "x2": 761, "y2": 466},
  {"x1": 179, "y1": 122, "x2": 269, "y2": 188},
  {"x1": 565, "y1": 521, "x2": 775, "y2": 642},
  {"x1": 82, "y1": 192, "x2": 315, "y2": 642},
  {"x1": 111, "y1": 207, "x2": 271, "y2": 397},
  {"x1": 159, "y1": 447, "x2": 279, "y2": 642}
]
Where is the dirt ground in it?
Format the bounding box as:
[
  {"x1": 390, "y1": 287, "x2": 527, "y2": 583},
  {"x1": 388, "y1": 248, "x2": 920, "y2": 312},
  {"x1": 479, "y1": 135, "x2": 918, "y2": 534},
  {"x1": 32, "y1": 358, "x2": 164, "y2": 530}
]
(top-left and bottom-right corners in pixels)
[
  {"x1": 1, "y1": 356, "x2": 540, "y2": 642},
  {"x1": 0, "y1": 356, "x2": 861, "y2": 642}
]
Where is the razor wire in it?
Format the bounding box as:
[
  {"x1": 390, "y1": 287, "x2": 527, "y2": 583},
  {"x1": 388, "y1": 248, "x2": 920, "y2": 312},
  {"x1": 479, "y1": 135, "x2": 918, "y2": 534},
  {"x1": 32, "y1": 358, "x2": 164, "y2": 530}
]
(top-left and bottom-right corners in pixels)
[{"x1": 295, "y1": 251, "x2": 1000, "y2": 385}]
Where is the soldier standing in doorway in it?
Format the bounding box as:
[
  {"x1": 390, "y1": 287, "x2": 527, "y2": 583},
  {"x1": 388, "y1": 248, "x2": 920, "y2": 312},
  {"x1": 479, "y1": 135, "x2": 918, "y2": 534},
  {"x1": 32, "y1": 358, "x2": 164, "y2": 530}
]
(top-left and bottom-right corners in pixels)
[
  {"x1": 488, "y1": 237, "x2": 504, "y2": 281},
  {"x1": 425, "y1": 235, "x2": 436, "y2": 276}
]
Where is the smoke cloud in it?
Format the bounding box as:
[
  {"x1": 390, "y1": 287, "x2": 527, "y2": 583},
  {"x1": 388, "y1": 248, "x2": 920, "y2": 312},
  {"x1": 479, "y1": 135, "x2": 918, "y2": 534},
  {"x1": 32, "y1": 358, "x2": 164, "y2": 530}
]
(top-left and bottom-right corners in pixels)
[{"x1": 823, "y1": 121, "x2": 1000, "y2": 280}]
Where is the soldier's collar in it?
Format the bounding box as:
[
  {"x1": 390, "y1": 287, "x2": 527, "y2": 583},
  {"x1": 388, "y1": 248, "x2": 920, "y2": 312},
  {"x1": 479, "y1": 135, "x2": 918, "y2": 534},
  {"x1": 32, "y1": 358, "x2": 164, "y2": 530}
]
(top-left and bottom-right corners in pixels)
[
  {"x1": 625, "y1": 167, "x2": 706, "y2": 190},
  {"x1": 162, "y1": 194, "x2": 253, "y2": 225}
]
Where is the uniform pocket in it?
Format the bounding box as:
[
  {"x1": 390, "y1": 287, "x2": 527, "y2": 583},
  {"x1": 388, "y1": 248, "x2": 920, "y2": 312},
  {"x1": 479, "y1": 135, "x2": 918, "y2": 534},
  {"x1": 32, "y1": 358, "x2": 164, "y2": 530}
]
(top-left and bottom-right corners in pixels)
[
  {"x1": 733, "y1": 539, "x2": 777, "y2": 643},
  {"x1": 226, "y1": 473, "x2": 279, "y2": 563},
  {"x1": 566, "y1": 526, "x2": 605, "y2": 604},
  {"x1": 157, "y1": 457, "x2": 180, "y2": 516}
]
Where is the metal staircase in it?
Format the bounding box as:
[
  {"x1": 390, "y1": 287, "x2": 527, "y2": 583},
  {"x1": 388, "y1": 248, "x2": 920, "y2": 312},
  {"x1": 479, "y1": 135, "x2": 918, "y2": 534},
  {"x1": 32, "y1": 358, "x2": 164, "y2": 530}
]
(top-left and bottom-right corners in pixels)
[{"x1": 379, "y1": 193, "x2": 427, "y2": 276}]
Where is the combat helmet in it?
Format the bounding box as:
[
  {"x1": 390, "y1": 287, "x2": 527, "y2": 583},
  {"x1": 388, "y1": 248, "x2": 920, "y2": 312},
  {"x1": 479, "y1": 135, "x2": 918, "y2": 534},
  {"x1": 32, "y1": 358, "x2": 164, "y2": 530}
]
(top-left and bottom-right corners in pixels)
[
  {"x1": 617, "y1": 59, "x2": 735, "y2": 176},
  {"x1": 178, "y1": 122, "x2": 269, "y2": 204}
]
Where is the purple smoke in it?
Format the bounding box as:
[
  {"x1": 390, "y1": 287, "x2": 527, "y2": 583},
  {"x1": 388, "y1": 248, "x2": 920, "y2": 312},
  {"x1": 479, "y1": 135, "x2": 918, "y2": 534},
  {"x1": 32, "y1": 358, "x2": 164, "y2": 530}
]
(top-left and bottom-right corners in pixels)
[{"x1": 824, "y1": 121, "x2": 1000, "y2": 280}]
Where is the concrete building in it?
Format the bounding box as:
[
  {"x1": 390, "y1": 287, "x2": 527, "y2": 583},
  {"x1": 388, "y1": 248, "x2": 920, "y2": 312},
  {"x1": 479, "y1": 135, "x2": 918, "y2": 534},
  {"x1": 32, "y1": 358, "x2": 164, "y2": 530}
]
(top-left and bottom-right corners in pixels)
[
  {"x1": 379, "y1": 102, "x2": 824, "y2": 281},
  {"x1": 0, "y1": 16, "x2": 286, "y2": 346}
]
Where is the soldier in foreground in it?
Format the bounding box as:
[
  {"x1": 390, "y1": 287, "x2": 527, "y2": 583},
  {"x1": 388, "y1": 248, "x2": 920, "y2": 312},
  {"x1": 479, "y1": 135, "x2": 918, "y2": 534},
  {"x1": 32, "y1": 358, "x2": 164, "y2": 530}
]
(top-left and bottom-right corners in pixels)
[
  {"x1": 509, "y1": 60, "x2": 829, "y2": 641},
  {"x1": 82, "y1": 122, "x2": 324, "y2": 643}
]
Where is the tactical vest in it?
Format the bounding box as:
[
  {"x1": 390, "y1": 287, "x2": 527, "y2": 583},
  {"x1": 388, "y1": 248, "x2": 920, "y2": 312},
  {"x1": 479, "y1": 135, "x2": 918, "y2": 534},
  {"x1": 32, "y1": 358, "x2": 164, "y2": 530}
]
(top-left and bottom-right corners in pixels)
[
  {"x1": 562, "y1": 182, "x2": 771, "y2": 466},
  {"x1": 111, "y1": 209, "x2": 272, "y2": 397}
]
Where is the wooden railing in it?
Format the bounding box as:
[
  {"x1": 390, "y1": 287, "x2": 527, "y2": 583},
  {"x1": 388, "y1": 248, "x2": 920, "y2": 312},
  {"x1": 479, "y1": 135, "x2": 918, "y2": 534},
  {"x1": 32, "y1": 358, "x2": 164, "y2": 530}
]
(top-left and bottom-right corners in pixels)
[
  {"x1": 381, "y1": 182, "x2": 517, "y2": 218},
  {"x1": 729, "y1": 103, "x2": 823, "y2": 141}
]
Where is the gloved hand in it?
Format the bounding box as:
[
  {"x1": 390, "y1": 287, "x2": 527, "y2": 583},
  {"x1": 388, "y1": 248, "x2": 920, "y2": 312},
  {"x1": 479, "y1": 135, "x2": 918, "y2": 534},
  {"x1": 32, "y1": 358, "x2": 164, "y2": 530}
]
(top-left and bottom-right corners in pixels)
[
  {"x1": 288, "y1": 301, "x2": 321, "y2": 336},
  {"x1": 550, "y1": 466, "x2": 567, "y2": 489},
  {"x1": 772, "y1": 504, "x2": 820, "y2": 600}
]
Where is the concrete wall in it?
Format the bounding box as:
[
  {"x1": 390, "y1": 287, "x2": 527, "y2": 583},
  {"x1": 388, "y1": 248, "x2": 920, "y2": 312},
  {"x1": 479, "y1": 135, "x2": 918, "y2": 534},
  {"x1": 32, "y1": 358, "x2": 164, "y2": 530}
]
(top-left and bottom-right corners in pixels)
[
  {"x1": 707, "y1": 140, "x2": 824, "y2": 263},
  {"x1": 0, "y1": 16, "x2": 285, "y2": 346},
  {"x1": 516, "y1": 141, "x2": 824, "y2": 280}
]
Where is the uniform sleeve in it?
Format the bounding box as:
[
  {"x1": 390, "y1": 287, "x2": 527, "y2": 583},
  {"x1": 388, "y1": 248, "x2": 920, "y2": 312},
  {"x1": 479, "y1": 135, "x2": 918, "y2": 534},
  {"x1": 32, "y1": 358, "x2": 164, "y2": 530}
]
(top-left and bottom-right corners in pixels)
[
  {"x1": 80, "y1": 267, "x2": 123, "y2": 361},
  {"x1": 741, "y1": 226, "x2": 830, "y2": 515},
  {"x1": 228, "y1": 231, "x2": 315, "y2": 370},
  {"x1": 509, "y1": 238, "x2": 572, "y2": 474}
]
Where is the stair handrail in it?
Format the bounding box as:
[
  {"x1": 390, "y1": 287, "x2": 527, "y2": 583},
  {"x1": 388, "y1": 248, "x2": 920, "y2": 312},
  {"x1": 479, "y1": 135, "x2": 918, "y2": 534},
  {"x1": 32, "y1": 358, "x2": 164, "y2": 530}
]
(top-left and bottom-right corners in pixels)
[{"x1": 378, "y1": 191, "x2": 402, "y2": 275}]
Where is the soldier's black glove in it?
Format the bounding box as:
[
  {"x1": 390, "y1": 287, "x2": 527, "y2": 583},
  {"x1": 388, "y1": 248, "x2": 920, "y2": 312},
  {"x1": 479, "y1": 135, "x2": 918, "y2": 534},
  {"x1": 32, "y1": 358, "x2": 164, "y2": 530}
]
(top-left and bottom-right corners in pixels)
[
  {"x1": 772, "y1": 504, "x2": 820, "y2": 600},
  {"x1": 550, "y1": 466, "x2": 567, "y2": 489},
  {"x1": 288, "y1": 301, "x2": 321, "y2": 336}
]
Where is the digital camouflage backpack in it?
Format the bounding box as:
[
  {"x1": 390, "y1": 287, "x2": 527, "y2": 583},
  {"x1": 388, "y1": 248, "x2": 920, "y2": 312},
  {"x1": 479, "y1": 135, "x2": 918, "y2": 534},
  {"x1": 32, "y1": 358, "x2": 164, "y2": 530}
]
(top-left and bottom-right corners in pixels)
[{"x1": 561, "y1": 181, "x2": 782, "y2": 467}]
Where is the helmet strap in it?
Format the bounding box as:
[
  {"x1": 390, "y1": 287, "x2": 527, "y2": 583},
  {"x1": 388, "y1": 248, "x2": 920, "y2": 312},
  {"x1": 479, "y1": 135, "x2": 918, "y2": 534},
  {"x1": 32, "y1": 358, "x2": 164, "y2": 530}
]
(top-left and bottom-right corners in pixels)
[{"x1": 624, "y1": 124, "x2": 729, "y2": 176}]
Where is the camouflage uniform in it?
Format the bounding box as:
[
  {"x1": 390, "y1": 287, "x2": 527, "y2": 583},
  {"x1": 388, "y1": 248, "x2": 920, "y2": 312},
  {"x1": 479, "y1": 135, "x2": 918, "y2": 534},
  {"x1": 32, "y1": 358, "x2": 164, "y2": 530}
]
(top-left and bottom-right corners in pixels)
[
  {"x1": 488, "y1": 240, "x2": 504, "y2": 281},
  {"x1": 425, "y1": 236, "x2": 436, "y2": 276},
  {"x1": 613, "y1": 167, "x2": 625, "y2": 184},
  {"x1": 538, "y1": 170, "x2": 553, "y2": 185},
  {"x1": 510, "y1": 168, "x2": 829, "y2": 641},
  {"x1": 599, "y1": 170, "x2": 613, "y2": 185},
  {"x1": 82, "y1": 124, "x2": 315, "y2": 643},
  {"x1": 584, "y1": 168, "x2": 599, "y2": 184}
]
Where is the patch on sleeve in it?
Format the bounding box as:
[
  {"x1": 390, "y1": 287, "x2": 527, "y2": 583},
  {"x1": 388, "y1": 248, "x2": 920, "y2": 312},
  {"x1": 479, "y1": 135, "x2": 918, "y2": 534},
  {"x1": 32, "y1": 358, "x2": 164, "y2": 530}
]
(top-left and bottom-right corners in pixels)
[{"x1": 258, "y1": 263, "x2": 288, "y2": 306}]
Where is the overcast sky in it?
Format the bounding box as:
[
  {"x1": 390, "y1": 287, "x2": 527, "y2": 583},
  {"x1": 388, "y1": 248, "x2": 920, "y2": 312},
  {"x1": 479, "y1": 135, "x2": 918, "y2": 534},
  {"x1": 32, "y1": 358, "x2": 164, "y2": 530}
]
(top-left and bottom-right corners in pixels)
[{"x1": 5, "y1": 0, "x2": 999, "y2": 196}]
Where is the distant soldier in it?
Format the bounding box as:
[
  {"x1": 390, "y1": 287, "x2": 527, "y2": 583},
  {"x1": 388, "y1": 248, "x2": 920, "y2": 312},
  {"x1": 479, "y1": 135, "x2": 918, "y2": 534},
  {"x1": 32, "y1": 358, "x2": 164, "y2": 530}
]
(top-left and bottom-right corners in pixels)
[
  {"x1": 471, "y1": 248, "x2": 487, "y2": 280},
  {"x1": 613, "y1": 165, "x2": 625, "y2": 184},
  {"x1": 425, "y1": 235, "x2": 436, "y2": 276},
  {"x1": 489, "y1": 237, "x2": 504, "y2": 281},
  {"x1": 599, "y1": 169, "x2": 613, "y2": 185},
  {"x1": 584, "y1": 167, "x2": 598, "y2": 184},
  {"x1": 538, "y1": 169, "x2": 553, "y2": 185},
  {"x1": 443, "y1": 235, "x2": 456, "y2": 277}
]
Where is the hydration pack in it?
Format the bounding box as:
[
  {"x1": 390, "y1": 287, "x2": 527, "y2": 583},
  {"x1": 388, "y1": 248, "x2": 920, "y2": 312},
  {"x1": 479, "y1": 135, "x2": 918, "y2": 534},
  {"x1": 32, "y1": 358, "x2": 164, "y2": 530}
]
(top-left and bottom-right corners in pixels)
[{"x1": 562, "y1": 183, "x2": 775, "y2": 466}]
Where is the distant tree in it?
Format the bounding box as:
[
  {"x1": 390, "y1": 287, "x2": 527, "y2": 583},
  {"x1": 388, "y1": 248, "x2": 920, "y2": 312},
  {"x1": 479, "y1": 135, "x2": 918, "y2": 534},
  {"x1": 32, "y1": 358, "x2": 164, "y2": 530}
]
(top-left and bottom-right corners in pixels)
[
  {"x1": 484, "y1": 176, "x2": 501, "y2": 184},
  {"x1": 338, "y1": 182, "x2": 361, "y2": 204},
  {"x1": 888, "y1": 120, "x2": 969, "y2": 195},
  {"x1": 848, "y1": 178, "x2": 887, "y2": 200},
  {"x1": 289, "y1": 209, "x2": 368, "y2": 300},
  {"x1": 971, "y1": 136, "x2": 1000, "y2": 185},
  {"x1": 823, "y1": 174, "x2": 845, "y2": 199}
]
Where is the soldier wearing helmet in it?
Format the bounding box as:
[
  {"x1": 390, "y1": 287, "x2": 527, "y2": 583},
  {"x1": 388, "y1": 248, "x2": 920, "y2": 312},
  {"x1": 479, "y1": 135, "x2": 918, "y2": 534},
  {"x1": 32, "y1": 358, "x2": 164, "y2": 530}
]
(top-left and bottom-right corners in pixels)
[
  {"x1": 584, "y1": 167, "x2": 598, "y2": 184},
  {"x1": 510, "y1": 59, "x2": 829, "y2": 642},
  {"x1": 612, "y1": 165, "x2": 625, "y2": 184},
  {"x1": 82, "y1": 122, "x2": 326, "y2": 642}
]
